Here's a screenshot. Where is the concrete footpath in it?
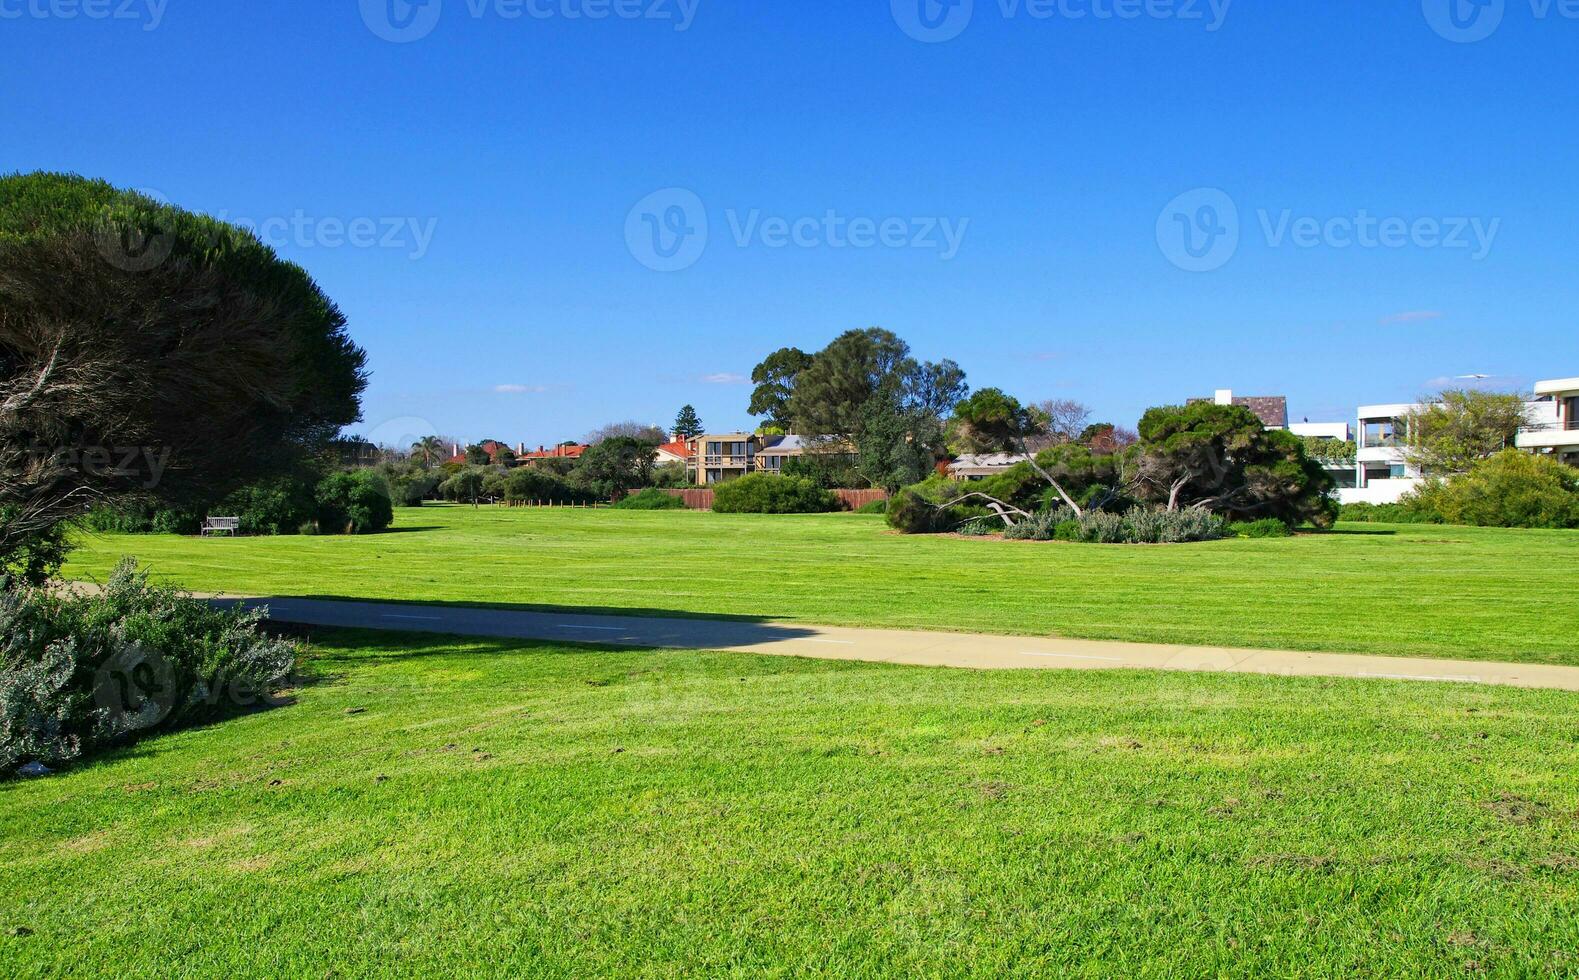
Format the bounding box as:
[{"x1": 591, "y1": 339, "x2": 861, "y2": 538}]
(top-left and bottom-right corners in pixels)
[{"x1": 209, "y1": 595, "x2": 1579, "y2": 693}]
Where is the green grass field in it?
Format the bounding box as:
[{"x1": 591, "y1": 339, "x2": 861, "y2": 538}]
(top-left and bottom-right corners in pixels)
[
  {"x1": 5, "y1": 628, "x2": 1579, "y2": 976},
  {"x1": 65, "y1": 504, "x2": 1579, "y2": 665}
]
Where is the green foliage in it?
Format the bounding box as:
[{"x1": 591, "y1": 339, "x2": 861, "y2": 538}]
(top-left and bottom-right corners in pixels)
[
  {"x1": 376, "y1": 462, "x2": 441, "y2": 507},
  {"x1": 573, "y1": 437, "x2": 657, "y2": 500},
  {"x1": 502, "y1": 467, "x2": 593, "y2": 506},
  {"x1": 316, "y1": 471, "x2": 394, "y2": 533},
  {"x1": 780, "y1": 452, "x2": 867, "y2": 490},
  {"x1": 1, "y1": 559, "x2": 299, "y2": 774},
  {"x1": 1409, "y1": 450, "x2": 1579, "y2": 529},
  {"x1": 224, "y1": 474, "x2": 319, "y2": 535},
  {"x1": 1228, "y1": 518, "x2": 1294, "y2": 538},
  {"x1": 0, "y1": 172, "x2": 367, "y2": 569},
  {"x1": 1135, "y1": 403, "x2": 1337, "y2": 528},
  {"x1": 1301, "y1": 437, "x2": 1357, "y2": 466},
  {"x1": 439, "y1": 467, "x2": 489, "y2": 506},
  {"x1": 948, "y1": 388, "x2": 1041, "y2": 455},
  {"x1": 857, "y1": 384, "x2": 941, "y2": 492},
  {"x1": 854, "y1": 499, "x2": 889, "y2": 515},
  {"x1": 651, "y1": 461, "x2": 693, "y2": 489},
  {"x1": 1005, "y1": 507, "x2": 1226, "y2": 544},
  {"x1": 612, "y1": 488, "x2": 688, "y2": 511},
  {"x1": 0, "y1": 512, "x2": 70, "y2": 585},
  {"x1": 672, "y1": 405, "x2": 704, "y2": 441},
  {"x1": 884, "y1": 488, "x2": 954, "y2": 534},
  {"x1": 712, "y1": 474, "x2": 839, "y2": 515},
  {"x1": 1337, "y1": 501, "x2": 1444, "y2": 525},
  {"x1": 1404, "y1": 390, "x2": 1531, "y2": 475},
  {"x1": 748, "y1": 347, "x2": 814, "y2": 428}
]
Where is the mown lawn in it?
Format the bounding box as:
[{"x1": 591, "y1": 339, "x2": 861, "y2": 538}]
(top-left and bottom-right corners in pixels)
[
  {"x1": 64, "y1": 505, "x2": 1579, "y2": 665},
  {"x1": 3, "y1": 629, "x2": 1578, "y2": 976}
]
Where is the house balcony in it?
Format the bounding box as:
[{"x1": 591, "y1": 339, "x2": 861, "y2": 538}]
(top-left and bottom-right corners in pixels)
[{"x1": 703, "y1": 456, "x2": 752, "y2": 468}]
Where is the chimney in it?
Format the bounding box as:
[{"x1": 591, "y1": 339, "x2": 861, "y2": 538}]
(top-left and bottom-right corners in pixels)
[{"x1": 1214, "y1": 389, "x2": 1234, "y2": 406}]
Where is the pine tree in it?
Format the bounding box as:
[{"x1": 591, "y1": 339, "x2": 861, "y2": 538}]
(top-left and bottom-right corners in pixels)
[{"x1": 673, "y1": 405, "x2": 704, "y2": 440}]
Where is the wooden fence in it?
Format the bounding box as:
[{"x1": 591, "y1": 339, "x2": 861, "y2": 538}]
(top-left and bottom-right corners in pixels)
[{"x1": 661, "y1": 488, "x2": 889, "y2": 511}]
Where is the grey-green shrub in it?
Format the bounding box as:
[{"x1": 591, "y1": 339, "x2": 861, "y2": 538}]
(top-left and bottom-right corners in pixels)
[
  {"x1": 1006, "y1": 507, "x2": 1224, "y2": 544},
  {"x1": 1, "y1": 561, "x2": 300, "y2": 775}
]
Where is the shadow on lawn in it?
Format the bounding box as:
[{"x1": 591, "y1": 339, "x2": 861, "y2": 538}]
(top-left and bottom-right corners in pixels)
[{"x1": 209, "y1": 596, "x2": 823, "y2": 653}]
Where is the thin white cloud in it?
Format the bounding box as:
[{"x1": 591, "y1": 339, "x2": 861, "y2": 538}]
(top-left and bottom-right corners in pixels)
[
  {"x1": 1381, "y1": 311, "x2": 1444, "y2": 325},
  {"x1": 700, "y1": 373, "x2": 749, "y2": 385},
  {"x1": 494, "y1": 384, "x2": 548, "y2": 394}
]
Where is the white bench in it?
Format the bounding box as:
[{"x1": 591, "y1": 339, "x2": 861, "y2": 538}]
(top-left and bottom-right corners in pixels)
[{"x1": 201, "y1": 517, "x2": 241, "y2": 537}]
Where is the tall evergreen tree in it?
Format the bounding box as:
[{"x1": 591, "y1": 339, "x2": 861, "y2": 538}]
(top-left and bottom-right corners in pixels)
[{"x1": 672, "y1": 405, "x2": 704, "y2": 440}]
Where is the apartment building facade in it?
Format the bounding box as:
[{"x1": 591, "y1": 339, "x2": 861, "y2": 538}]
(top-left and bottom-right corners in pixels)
[
  {"x1": 685, "y1": 433, "x2": 855, "y2": 485},
  {"x1": 1516, "y1": 376, "x2": 1579, "y2": 467}
]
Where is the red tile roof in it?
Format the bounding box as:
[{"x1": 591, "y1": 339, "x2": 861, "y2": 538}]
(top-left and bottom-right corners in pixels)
[
  {"x1": 521, "y1": 444, "x2": 588, "y2": 460},
  {"x1": 657, "y1": 440, "x2": 693, "y2": 460}
]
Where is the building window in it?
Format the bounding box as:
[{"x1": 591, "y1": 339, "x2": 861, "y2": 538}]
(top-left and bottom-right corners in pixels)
[
  {"x1": 1362, "y1": 420, "x2": 1396, "y2": 448},
  {"x1": 1566, "y1": 397, "x2": 1579, "y2": 431}
]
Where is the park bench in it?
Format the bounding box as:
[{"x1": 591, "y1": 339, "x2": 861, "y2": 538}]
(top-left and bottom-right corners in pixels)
[{"x1": 201, "y1": 517, "x2": 241, "y2": 537}]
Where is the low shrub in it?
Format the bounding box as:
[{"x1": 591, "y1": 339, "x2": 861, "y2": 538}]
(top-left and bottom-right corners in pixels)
[
  {"x1": 885, "y1": 488, "x2": 955, "y2": 533},
  {"x1": 713, "y1": 474, "x2": 839, "y2": 515},
  {"x1": 1227, "y1": 518, "x2": 1293, "y2": 538},
  {"x1": 854, "y1": 499, "x2": 889, "y2": 515},
  {"x1": 1338, "y1": 501, "x2": 1444, "y2": 524},
  {"x1": 955, "y1": 518, "x2": 998, "y2": 537},
  {"x1": 1410, "y1": 451, "x2": 1579, "y2": 529},
  {"x1": 1005, "y1": 507, "x2": 1225, "y2": 544},
  {"x1": 612, "y1": 488, "x2": 688, "y2": 510},
  {"x1": 316, "y1": 470, "x2": 395, "y2": 534},
  {"x1": 1, "y1": 561, "x2": 301, "y2": 775}
]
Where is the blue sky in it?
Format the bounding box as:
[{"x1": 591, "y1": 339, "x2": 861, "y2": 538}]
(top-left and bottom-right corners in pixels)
[{"x1": 3, "y1": 0, "x2": 1576, "y2": 447}]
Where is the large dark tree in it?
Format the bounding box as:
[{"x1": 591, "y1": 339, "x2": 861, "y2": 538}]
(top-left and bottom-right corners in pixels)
[
  {"x1": 0, "y1": 173, "x2": 367, "y2": 570},
  {"x1": 1134, "y1": 402, "x2": 1336, "y2": 526},
  {"x1": 748, "y1": 347, "x2": 813, "y2": 429}
]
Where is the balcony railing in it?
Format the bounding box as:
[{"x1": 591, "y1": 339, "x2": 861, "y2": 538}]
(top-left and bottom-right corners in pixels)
[{"x1": 704, "y1": 456, "x2": 751, "y2": 466}]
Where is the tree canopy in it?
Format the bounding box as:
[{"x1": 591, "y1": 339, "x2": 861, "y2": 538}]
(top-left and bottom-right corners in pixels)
[
  {"x1": 0, "y1": 172, "x2": 367, "y2": 569},
  {"x1": 672, "y1": 405, "x2": 704, "y2": 440},
  {"x1": 1404, "y1": 389, "x2": 1531, "y2": 475},
  {"x1": 1134, "y1": 402, "x2": 1336, "y2": 526},
  {"x1": 748, "y1": 347, "x2": 813, "y2": 429}
]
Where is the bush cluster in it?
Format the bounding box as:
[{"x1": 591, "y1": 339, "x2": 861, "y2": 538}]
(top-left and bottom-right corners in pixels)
[
  {"x1": 1, "y1": 561, "x2": 301, "y2": 775},
  {"x1": 1410, "y1": 450, "x2": 1579, "y2": 529},
  {"x1": 854, "y1": 499, "x2": 889, "y2": 516},
  {"x1": 502, "y1": 467, "x2": 597, "y2": 506},
  {"x1": 1004, "y1": 507, "x2": 1225, "y2": 544},
  {"x1": 612, "y1": 488, "x2": 689, "y2": 510},
  {"x1": 1337, "y1": 501, "x2": 1443, "y2": 525},
  {"x1": 1227, "y1": 518, "x2": 1294, "y2": 538},
  {"x1": 712, "y1": 474, "x2": 839, "y2": 514},
  {"x1": 315, "y1": 470, "x2": 395, "y2": 534},
  {"x1": 86, "y1": 466, "x2": 397, "y2": 536}
]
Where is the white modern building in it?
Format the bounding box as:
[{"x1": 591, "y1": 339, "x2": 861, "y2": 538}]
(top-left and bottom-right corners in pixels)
[
  {"x1": 1344, "y1": 403, "x2": 1425, "y2": 504},
  {"x1": 1516, "y1": 377, "x2": 1579, "y2": 467}
]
